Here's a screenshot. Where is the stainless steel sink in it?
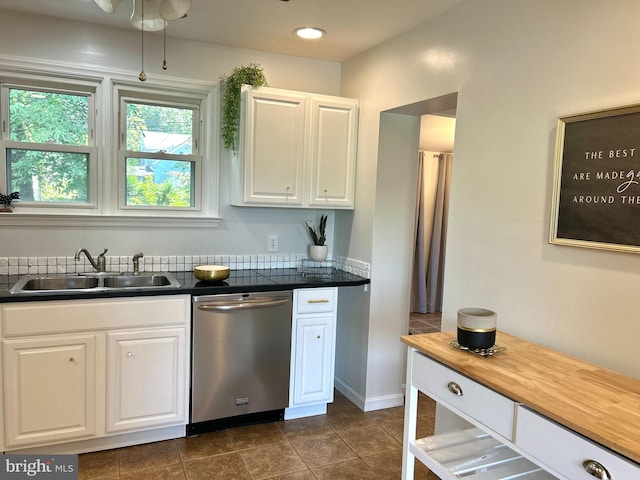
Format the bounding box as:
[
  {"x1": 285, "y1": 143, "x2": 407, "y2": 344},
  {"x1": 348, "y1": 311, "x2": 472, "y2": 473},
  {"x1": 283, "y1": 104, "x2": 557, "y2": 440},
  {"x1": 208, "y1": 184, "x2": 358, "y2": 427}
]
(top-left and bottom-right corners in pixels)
[
  {"x1": 19, "y1": 276, "x2": 100, "y2": 291},
  {"x1": 9, "y1": 272, "x2": 180, "y2": 294},
  {"x1": 103, "y1": 275, "x2": 173, "y2": 288}
]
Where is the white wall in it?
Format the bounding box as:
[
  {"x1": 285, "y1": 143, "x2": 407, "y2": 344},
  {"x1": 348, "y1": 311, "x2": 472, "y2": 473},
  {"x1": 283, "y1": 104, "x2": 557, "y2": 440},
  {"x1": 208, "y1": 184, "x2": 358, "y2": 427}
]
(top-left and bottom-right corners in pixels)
[
  {"x1": 0, "y1": 11, "x2": 340, "y2": 94},
  {"x1": 341, "y1": 0, "x2": 640, "y2": 407},
  {"x1": 420, "y1": 115, "x2": 456, "y2": 153},
  {"x1": 0, "y1": 10, "x2": 343, "y2": 258},
  {"x1": 335, "y1": 284, "x2": 370, "y2": 404}
]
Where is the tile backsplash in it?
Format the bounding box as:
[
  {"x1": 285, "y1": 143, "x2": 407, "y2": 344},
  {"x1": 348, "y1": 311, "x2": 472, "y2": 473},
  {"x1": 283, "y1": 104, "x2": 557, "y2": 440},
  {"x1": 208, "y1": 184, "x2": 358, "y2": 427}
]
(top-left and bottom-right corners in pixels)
[{"x1": 0, "y1": 254, "x2": 371, "y2": 278}]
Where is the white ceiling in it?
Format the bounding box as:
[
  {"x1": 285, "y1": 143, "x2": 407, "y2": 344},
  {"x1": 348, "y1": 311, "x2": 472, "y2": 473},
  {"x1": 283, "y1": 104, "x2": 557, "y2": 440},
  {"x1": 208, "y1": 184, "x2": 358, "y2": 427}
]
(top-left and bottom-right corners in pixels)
[{"x1": 0, "y1": 0, "x2": 464, "y2": 62}]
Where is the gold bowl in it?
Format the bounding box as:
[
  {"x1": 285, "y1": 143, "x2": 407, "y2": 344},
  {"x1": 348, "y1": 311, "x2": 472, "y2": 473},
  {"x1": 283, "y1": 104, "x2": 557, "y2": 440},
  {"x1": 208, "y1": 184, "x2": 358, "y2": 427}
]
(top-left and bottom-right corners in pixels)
[{"x1": 194, "y1": 265, "x2": 230, "y2": 282}]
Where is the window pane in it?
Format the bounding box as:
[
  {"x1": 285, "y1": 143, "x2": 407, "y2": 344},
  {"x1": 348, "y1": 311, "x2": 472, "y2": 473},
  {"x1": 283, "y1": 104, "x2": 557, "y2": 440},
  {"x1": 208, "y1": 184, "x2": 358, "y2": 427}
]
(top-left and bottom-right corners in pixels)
[
  {"x1": 126, "y1": 103, "x2": 193, "y2": 154},
  {"x1": 7, "y1": 148, "x2": 89, "y2": 202},
  {"x1": 125, "y1": 157, "x2": 194, "y2": 207},
  {"x1": 9, "y1": 88, "x2": 89, "y2": 145}
]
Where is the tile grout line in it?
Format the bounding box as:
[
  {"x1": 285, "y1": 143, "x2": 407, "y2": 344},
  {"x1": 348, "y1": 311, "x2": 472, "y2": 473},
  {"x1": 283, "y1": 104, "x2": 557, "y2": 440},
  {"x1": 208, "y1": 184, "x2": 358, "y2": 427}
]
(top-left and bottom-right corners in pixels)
[{"x1": 78, "y1": 391, "x2": 437, "y2": 479}]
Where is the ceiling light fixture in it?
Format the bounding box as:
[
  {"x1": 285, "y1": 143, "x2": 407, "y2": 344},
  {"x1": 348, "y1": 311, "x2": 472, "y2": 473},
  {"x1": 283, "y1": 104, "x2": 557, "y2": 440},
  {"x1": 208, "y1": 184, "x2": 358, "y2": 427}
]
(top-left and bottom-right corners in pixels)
[
  {"x1": 94, "y1": 0, "x2": 191, "y2": 80},
  {"x1": 294, "y1": 27, "x2": 325, "y2": 40},
  {"x1": 130, "y1": 0, "x2": 167, "y2": 32},
  {"x1": 158, "y1": 0, "x2": 191, "y2": 20},
  {"x1": 94, "y1": 0, "x2": 122, "y2": 14},
  {"x1": 95, "y1": 0, "x2": 190, "y2": 28}
]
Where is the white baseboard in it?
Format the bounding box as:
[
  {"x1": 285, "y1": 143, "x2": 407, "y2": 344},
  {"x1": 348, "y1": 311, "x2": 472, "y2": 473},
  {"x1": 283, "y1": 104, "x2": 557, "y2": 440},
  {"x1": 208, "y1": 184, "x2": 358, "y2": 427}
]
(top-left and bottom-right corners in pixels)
[
  {"x1": 335, "y1": 377, "x2": 366, "y2": 410},
  {"x1": 363, "y1": 392, "x2": 404, "y2": 411},
  {"x1": 334, "y1": 377, "x2": 404, "y2": 412}
]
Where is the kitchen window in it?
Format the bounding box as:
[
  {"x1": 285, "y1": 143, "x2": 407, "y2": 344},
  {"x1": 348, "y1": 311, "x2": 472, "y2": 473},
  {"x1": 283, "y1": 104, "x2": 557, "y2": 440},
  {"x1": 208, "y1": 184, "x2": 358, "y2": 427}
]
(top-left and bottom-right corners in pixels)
[
  {"x1": 0, "y1": 81, "x2": 97, "y2": 208},
  {"x1": 118, "y1": 92, "x2": 201, "y2": 212},
  {"x1": 0, "y1": 64, "x2": 218, "y2": 226}
]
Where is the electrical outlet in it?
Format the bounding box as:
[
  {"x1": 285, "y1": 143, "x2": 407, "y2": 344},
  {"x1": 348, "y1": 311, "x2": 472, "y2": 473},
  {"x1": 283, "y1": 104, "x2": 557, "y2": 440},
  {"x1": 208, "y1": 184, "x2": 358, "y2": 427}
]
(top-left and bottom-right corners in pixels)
[{"x1": 268, "y1": 235, "x2": 278, "y2": 252}]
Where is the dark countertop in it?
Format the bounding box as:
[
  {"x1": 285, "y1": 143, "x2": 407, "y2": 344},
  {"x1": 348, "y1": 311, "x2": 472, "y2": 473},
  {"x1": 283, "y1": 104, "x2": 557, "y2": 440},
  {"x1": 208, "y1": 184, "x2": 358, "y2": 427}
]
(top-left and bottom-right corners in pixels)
[{"x1": 0, "y1": 268, "x2": 370, "y2": 303}]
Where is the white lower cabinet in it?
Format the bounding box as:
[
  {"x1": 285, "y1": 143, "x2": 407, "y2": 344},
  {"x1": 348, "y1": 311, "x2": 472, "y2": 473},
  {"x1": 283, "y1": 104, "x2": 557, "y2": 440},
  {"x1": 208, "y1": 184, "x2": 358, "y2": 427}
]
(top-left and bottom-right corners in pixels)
[
  {"x1": 0, "y1": 295, "x2": 190, "y2": 452},
  {"x1": 107, "y1": 328, "x2": 186, "y2": 433},
  {"x1": 291, "y1": 316, "x2": 334, "y2": 406},
  {"x1": 3, "y1": 335, "x2": 98, "y2": 448},
  {"x1": 402, "y1": 349, "x2": 640, "y2": 479},
  {"x1": 285, "y1": 287, "x2": 337, "y2": 419}
]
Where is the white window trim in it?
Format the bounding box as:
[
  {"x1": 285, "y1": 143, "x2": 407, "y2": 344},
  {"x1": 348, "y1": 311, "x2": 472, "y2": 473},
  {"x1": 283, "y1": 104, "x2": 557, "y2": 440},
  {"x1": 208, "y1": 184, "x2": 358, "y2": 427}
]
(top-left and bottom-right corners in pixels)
[
  {"x1": 0, "y1": 55, "x2": 221, "y2": 228},
  {"x1": 116, "y1": 87, "x2": 202, "y2": 214},
  {"x1": 0, "y1": 78, "x2": 100, "y2": 213}
]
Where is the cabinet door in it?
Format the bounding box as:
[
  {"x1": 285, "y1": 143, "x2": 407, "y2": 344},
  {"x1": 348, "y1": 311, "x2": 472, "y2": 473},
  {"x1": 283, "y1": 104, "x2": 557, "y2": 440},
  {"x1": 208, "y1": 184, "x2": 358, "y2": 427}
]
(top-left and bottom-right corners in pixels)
[
  {"x1": 291, "y1": 315, "x2": 336, "y2": 406},
  {"x1": 3, "y1": 335, "x2": 97, "y2": 448},
  {"x1": 308, "y1": 96, "x2": 358, "y2": 208},
  {"x1": 107, "y1": 328, "x2": 186, "y2": 432},
  {"x1": 241, "y1": 86, "x2": 306, "y2": 205}
]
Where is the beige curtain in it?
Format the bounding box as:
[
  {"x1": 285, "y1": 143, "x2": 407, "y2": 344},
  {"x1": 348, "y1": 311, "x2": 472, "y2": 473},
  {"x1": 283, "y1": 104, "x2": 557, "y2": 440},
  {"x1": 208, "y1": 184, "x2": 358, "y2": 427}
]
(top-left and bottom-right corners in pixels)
[{"x1": 411, "y1": 152, "x2": 452, "y2": 313}]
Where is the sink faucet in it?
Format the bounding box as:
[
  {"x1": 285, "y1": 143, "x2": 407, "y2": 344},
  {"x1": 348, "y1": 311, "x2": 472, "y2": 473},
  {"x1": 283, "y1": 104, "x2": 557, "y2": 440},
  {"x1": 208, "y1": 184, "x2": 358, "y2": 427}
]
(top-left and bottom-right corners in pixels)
[
  {"x1": 74, "y1": 248, "x2": 108, "y2": 273},
  {"x1": 132, "y1": 252, "x2": 144, "y2": 275}
]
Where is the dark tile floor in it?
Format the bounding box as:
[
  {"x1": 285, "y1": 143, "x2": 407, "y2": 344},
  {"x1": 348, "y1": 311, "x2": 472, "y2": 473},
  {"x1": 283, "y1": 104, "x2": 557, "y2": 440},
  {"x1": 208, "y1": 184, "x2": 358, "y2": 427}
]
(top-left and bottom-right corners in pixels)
[
  {"x1": 79, "y1": 390, "x2": 440, "y2": 480},
  {"x1": 409, "y1": 312, "x2": 442, "y2": 335}
]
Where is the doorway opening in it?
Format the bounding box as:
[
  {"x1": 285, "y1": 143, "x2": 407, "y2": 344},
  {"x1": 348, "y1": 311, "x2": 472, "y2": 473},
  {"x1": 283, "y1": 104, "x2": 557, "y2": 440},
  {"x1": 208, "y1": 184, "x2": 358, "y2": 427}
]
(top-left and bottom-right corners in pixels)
[
  {"x1": 410, "y1": 116, "x2": 455, "y2": 334},
  {"x1": 384, "y1": 93, "x2": 457, "y2": 335}
]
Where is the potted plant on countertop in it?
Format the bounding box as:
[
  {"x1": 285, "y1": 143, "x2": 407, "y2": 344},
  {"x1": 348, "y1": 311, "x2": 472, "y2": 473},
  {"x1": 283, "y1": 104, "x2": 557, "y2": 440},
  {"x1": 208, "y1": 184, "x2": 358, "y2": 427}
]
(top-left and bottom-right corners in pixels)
[
  {"x1": 220, "y1": 63, "x2": 268, "y2": 155},
  {"x1": 304, "y1": 214, "x2": 329, "y2": 261}
]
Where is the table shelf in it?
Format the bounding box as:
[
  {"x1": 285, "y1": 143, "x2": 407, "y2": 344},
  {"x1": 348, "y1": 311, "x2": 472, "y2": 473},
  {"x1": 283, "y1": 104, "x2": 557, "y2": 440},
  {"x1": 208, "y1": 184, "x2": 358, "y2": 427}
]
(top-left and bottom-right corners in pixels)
[{"x1": 409, "y1": 427, "x2": 555, "y2": 480}]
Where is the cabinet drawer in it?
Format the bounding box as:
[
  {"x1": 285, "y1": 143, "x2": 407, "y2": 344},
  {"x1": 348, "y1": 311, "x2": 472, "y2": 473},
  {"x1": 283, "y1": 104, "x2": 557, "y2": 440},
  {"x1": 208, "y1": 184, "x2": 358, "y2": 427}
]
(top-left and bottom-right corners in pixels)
[
  {"x1": 515, "y1": 406, "x2": 640, "y2": 479},
  {"x1": 412, "y1": 351, "x2": 515, "y2": 440},
  {"x1": 2, "y1": 295, "x2": 190, "y2": 336},
  {"x1": 296, "y1": 288, "x2": 337, "y2": 314}
]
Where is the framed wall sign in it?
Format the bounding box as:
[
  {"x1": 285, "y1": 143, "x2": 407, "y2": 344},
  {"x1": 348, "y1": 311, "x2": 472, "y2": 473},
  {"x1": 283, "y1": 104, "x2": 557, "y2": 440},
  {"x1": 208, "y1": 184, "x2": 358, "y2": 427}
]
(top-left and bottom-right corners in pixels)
[{"x1": 550, "y1": 104, "x2": 640, "y2": 253}]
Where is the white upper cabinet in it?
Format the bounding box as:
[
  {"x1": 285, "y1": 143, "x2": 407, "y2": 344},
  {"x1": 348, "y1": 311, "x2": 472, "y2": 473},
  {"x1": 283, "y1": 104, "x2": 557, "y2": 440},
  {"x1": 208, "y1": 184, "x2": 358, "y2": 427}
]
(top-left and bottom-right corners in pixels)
[
  {"x1": 239, "y1": 88, "x2": 307, "y2": 206},
  {"x1": 308, "y1": 96, "x2": 358, "y2": 208},
  {"x1": 233, "y1": 86, "x2": 358, "y2": 209}
]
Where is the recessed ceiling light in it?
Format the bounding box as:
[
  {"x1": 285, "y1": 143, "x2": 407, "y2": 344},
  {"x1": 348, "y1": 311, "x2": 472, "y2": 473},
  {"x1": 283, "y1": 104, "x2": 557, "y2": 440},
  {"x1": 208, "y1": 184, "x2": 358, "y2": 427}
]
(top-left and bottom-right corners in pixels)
[{"x1": 294, "y1": 27, "x2": 326, "y2": 40}]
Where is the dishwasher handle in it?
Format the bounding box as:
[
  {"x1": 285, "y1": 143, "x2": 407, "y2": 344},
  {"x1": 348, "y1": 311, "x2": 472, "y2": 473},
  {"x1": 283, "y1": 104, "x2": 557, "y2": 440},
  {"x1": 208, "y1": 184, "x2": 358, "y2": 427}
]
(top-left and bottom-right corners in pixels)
[{"x1": 196, "y1": 297, "x2": 289, "y2": 312}]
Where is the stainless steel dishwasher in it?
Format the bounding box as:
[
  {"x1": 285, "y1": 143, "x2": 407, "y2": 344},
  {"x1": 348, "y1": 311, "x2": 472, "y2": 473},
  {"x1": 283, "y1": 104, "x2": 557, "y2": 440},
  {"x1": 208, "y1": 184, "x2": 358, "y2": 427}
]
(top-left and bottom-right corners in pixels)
[{"x1": 189, "y1": 291, "x2": 293, "y2": 433}]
